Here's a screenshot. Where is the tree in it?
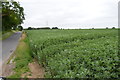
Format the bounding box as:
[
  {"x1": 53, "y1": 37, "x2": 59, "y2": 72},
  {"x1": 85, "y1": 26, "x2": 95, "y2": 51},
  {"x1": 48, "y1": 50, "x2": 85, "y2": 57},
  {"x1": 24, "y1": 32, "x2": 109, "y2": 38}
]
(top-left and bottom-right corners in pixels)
[
  {"x1": 2, "y1": 1, "x2": 25, "y2": 31},
  {"x1": 39, "y1": 27, "x2": 50, "y2": 29},
  {"x1": 28, "y1": 27, "x2": 32, "y2": 30},
  {"x1": 106, "y1": 27, "x2": 108, "y2": 29},
  {"x1": 52, "y1": 27, "x2": 58, "y2": 29},
  {"x1": 112, "y1": 27, "x2": 115, "y2": 29},
  {"x1": 18, "y1": 26, "x2": 23, "y2": 31}
]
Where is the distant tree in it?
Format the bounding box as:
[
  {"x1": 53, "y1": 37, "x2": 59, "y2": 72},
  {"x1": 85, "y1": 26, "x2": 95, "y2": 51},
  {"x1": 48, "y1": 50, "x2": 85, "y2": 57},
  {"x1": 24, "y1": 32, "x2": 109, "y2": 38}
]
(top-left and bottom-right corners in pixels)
[
  {"x1": 106, "y1": 27, "x2": 108, "y2": 29},
  {"x1": 40, "y1": 27, "x2": 50, "y2": 29},
  {"x1": 18, "y1": 26, "x2": 23, "y2": 31},
  {"x1": 92, "y1": 28, "x2": 94, "y2": 29},
  {"x1": 28, "y1": 27, "x2": 32, "y2": 30},
  {"x1": 52, "y1": 27, "x2": 58, "y2": 29},
  {"x1": 112, "y1": 27, "x2": 115, "y2": 29},
  {"x1": 37, "y1": 27, "x2": 50, "y2": 29}
]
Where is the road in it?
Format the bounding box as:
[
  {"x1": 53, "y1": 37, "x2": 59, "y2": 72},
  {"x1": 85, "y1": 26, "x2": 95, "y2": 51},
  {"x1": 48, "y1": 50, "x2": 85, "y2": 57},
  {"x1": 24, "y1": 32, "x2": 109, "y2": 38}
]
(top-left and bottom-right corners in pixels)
[{"x1": 0, "y1": 32, "x2": 22, "y2": 77}]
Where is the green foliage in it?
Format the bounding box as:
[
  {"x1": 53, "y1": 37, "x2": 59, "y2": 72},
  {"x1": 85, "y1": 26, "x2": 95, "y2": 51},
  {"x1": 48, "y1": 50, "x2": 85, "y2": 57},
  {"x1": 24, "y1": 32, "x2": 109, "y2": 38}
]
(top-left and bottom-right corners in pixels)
[
  {"x1": 2, "y1": 1, "x2": 25, "y2": 31},
  {"x1": 18, "y1": 26, "x2": 23, "y2": 31},
  {"x1": 1, "y1": 30, "x2": 14, "y2": 40},
  {"x1": 52, "y1": 27, "x2": 58, "y2": 29},
  {"x1": 26, "y1": 29, "x2": 119, "y2": 78},
  {"x1": 9, "y1": 35, "x2": 32, "y2": 78},
  {"x1": 112, "y1": 27, "x2": 115, "y2": 29}
]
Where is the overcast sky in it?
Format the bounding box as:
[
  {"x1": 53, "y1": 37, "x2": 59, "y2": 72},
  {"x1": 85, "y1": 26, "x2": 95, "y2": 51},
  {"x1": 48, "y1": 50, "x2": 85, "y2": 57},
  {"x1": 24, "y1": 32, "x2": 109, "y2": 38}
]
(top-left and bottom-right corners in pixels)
[{"x1": 15, "y1": 0, "x2": 119, "y2": 29}]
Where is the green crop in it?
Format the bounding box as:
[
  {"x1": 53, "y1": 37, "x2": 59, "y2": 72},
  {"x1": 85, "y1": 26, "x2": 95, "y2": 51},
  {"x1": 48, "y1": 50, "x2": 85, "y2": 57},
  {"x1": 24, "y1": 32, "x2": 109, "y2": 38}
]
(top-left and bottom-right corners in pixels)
[{"x1": 26, "y1": 29, "x2": 119, "y2": 78}]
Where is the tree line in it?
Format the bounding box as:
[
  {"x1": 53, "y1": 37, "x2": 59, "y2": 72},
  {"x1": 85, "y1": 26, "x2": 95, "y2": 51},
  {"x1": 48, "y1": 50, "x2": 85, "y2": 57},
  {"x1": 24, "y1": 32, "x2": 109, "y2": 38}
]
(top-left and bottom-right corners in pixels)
[{"x1": 26, "y1": 27, "x2": 59, "y2": 30}]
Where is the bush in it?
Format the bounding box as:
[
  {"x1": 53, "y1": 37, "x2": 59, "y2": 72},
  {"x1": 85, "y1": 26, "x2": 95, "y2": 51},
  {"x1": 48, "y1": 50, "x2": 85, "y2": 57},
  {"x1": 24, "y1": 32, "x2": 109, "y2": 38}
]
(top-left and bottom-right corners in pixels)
[
  {"x1": 18, "y1": 26, "x2": 23, "y2": 31},
  {"x1": 112, "y1": 27, "x2": 115, "y2": 29}
]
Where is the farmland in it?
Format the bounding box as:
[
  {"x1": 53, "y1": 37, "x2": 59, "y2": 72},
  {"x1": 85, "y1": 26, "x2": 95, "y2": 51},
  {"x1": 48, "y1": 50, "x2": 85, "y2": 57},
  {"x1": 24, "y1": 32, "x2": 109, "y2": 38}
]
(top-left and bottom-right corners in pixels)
[{"x1": 26, "y1": 29, "x2": 119, "y2": 78}]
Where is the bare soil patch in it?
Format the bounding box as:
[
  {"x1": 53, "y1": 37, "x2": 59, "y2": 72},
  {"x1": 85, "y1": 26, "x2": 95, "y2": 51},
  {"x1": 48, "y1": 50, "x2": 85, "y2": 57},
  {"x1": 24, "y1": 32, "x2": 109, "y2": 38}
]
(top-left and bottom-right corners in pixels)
[
  {"x1": 20, "y1": 32, "x2": 26, "y2": 40},
  {"x1": 2, "y1": 59, "x2": 15, "y2": 77},
  {"x1": 21, "y1": 59, "x2": 45, "y2": 78}
]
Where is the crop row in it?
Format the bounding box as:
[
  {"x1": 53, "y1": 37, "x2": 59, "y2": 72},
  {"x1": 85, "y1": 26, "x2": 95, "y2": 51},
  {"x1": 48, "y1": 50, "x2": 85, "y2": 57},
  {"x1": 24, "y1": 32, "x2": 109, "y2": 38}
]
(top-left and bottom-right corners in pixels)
[{"x1": 26, "y1": 29, "x2": 119, "y2": 78}]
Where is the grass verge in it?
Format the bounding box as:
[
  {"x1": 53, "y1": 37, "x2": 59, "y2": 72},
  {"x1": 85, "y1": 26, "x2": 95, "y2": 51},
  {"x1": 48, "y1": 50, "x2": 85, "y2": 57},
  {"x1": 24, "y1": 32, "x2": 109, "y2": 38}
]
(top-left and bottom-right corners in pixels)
[
  {"x1": 1, "y1": 30, "x2": 15, "y2": 40},
  {"x1": 0, "y1": 32, "x2": 1, "y2": 40},
  {"x1": 8, "y1": 32, "x2": 33, "y2": 78}
]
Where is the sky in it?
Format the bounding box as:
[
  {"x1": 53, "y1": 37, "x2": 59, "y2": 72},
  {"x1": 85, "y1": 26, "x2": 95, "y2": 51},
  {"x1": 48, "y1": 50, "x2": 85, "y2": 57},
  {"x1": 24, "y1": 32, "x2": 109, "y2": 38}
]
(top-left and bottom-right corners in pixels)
[{"x1": 15, "y1": 0, "x2": 119, "y2": 29}]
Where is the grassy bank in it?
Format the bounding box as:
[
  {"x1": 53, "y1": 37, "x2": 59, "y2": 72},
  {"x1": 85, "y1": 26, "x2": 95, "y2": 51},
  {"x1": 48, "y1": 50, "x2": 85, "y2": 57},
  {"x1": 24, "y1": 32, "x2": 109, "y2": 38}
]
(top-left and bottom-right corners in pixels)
[
  {"x1": 0, "y1": 32, "x2": 1, "y2": 40},
  {"x1": 1, "y1": 30, "x2": 14, "y2": 40},
  {"x1": 8, "y1": 32, "x2": 33, "y2": 78}
]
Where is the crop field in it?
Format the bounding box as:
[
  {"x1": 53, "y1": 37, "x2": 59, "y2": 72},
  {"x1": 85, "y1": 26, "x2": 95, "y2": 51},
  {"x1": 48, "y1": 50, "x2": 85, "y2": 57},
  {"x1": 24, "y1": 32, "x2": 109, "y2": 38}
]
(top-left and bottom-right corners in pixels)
[{"x1": 26, "y1": 29, "x2": 119, "y2": 78}]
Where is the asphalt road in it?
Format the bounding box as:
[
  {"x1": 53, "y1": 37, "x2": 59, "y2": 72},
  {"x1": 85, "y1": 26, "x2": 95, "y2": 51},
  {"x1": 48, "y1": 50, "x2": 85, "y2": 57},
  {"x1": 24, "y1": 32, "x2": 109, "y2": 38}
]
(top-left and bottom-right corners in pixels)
[{"x1": 0, "y1": 32, "x2": 22, "y2": 76}]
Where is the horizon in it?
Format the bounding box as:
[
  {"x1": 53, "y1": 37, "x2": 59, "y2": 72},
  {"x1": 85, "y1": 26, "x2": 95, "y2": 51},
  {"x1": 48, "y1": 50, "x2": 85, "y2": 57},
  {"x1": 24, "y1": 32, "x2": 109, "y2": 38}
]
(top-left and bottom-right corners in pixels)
[
  {"x1": 23, "y1": 26, "x2": 118, "y2": 29},
  {"x1": 15, "y1": 0, "x2": 119, "y2": 29}
]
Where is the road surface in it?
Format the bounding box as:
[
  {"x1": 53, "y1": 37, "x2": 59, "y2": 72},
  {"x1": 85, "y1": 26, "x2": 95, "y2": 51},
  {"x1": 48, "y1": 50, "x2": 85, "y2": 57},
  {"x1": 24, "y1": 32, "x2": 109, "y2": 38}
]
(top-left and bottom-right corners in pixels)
[{"x1": 0, "y1": 32, "x2": 22, "y2": 77}]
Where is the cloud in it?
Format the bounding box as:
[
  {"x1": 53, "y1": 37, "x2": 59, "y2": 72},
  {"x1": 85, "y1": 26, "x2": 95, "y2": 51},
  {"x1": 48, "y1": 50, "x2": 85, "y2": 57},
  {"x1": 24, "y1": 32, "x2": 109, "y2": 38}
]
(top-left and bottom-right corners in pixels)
[{"x1": 15, "y1": 0, "x2": 119, "y2": 29}]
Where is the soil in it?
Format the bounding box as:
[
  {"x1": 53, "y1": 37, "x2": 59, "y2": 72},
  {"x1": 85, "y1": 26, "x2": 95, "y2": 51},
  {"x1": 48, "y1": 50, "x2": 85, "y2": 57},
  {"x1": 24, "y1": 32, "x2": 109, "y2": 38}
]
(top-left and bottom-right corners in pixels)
[
  {"x1": 2, "y1": 58, "x2": 15, "y2": 77},
  {"x1": 21, "y1": 59, "x2": 45, "y2": 78},
  {"x1": 20, "y1": 32, "x2": 26, "y2": 40}
]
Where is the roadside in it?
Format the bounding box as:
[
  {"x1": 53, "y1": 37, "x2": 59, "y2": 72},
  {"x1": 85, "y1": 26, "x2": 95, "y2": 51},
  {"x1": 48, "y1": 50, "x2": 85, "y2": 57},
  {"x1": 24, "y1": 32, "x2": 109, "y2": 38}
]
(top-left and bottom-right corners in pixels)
[
  {"x1": 0, "y1": 30, "x2": 15, "y2": 40},
  {"x1": 1, "y1": 31, "x2": 22, "y2": 77},
  {"x1": 21, "y1": 59, "x2": 45, "y2": 78},
  {"x1": 7, "y1": 32, "x2": 45, "y2": 78}
]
